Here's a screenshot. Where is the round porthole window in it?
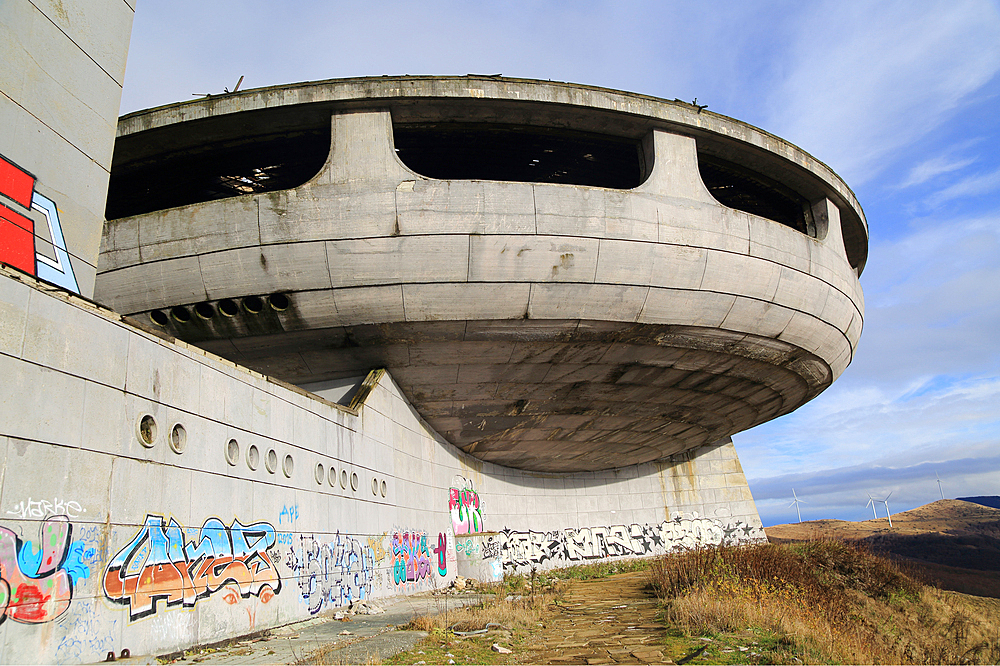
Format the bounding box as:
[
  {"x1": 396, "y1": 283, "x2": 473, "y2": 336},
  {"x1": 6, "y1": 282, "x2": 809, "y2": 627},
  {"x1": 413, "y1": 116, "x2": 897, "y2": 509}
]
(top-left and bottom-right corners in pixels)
[
  {"x1": 315, "y1": 463, "x2": 325, "y2": 484},
  {"x1": 283, "y1": 454, "x2": 294, "y2": 478},
  {"x1": 351, "y1": 472, "x2": 359, "y2": 491},
  {"x1": 168, "y1": 423, "x2": 187, "y2": 454},
  {"x1": 247, "y1": 445, "x2": 260, "y2": 470},
  {"x1": 226, "y1": 439, "x2": 240, "y2": 466},
  {"x1": 328, "y1": 466, "x2": 337, "y2": 487},
  {"x1": 265, "y1": 449, "x2": 277, "y2": 474},
  {"x1": 380, "y1": 480, "x2": 387, "y2": 497},
  {"x1": 372, "y1": 478, "x2": 378, "y2": 495},
  {"x1": 137, "y1": 414, "x2": 157, "y2": 448},
  {"x1": 340, "y1": 469, "x2": 348, "y2": 489}
]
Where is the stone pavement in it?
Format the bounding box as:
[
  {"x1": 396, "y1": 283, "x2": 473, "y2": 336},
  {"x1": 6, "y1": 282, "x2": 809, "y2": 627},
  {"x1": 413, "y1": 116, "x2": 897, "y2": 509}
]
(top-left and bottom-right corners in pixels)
[
  {"x1": 114, "y1": 593, "x2": 486, "y2": 665},
  {"x1": 519, "y1": 572, "x2": 674, "y2": 665}
]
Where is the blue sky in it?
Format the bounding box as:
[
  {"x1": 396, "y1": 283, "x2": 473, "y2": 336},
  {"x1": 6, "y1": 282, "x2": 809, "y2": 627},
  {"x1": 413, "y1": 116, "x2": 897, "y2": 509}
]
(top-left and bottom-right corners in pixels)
[{"x1": 121, "y1": 0, "x2": 1000, "y2": 526}]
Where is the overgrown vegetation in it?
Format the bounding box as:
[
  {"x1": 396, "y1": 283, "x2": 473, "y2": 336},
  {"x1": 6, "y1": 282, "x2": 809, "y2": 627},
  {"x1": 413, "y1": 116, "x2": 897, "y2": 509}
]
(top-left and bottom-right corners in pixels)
[{"x1": 649, "y1": 540, "x2": 1000, "y2": 664}]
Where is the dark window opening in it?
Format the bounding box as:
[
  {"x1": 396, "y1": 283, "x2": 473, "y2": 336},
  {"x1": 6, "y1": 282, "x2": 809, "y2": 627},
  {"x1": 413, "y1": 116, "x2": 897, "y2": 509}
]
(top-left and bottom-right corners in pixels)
[
  {"x1": 392, "y1": 123, "x2": 643, "y2": 189},
  {"x1": 106, "y1": 129, "x2": 330, "y2": 219},
  {"x1": 698, "y1": 154, "x2": 812, "y2": 234}
]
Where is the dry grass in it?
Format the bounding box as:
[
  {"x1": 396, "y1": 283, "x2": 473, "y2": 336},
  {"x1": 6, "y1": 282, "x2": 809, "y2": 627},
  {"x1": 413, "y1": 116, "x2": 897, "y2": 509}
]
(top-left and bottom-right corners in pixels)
[
  {"x1": 402, "y1": 580, "x2": 560, "y2": 634},
  {"x1": 649, "y1": 540, "x2": 1000, "y2": 664}
]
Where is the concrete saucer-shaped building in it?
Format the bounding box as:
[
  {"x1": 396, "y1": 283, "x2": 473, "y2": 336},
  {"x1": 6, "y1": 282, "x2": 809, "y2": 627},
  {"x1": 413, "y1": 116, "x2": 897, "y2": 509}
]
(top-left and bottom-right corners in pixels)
[{"x1": 97, "y1": 76, "x2": 866, "y2": 474}]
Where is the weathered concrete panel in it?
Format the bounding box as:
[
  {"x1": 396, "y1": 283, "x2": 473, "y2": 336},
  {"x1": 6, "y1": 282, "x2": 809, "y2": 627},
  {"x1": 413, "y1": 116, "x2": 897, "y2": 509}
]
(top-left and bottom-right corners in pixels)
[
  {"x1": 469, "y1": 235, "x2": 599, "y2": 283},
  {"x1": 327, "y1": 236, "x2": 469, "y2": 288}
]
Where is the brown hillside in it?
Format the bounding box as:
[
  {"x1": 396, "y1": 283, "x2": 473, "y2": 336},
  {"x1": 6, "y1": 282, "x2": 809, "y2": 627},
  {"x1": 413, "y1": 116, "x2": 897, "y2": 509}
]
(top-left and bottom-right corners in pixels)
[{"x1": 765, "y1": 499, "x2": 1000, "y2": 598}]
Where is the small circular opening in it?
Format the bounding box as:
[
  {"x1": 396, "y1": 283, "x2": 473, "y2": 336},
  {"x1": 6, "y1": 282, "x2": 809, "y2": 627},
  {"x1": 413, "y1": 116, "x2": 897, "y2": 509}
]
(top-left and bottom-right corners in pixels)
[
  {"x1": 218, "y1": 299, "x2": 239, "y2": 317},
  {"x1": 170, "y1": 306, "x2": 191, "y2": 323},
  {"x1": 168, "y1": 423, "x2": 187, "y2": 454},
  {"x1": 247, "y1": 445, "x2": 260, "y2": 470},
  {"x1": 328, "y1": 467, "x2": 337, "y2": 487},
  {"x1": 150, "y1": 310, "x2": 169, "y2": 327},
  {"x1": 283, "y1": 455, "x2": 294, "y2": 478},
  {"x1": 265, "y1": 448, "x2": 277, "y2": 474},
  {"x1": 380, "y1": 480, "x2": 387, "y2": 497},
  {"x1": 194, "y1": 302, "x2": 215, "y2": 319},
  {"x1": 226, "y1": 439, "x2": 240, "y2": 465},
  {"x1": 137, "y1": 414, "x2": 157, "y2": 447},
  {"x1": 372, "y1": 478, "x2": 378, "y2": 495},
  {"x1": 268, "y1": 293, "x2": 290, "y2": 311},
  {"x1": 340, "y1": 469, "x2": 348, "y2": 489},
  {"x1": 242, "y1": 295, "x2": 264, "y2": 314},
  {"x1": 315, "y1": 463, "x2": 325, "y2": 484},
  {"x1": 351, "y1": 472, "x2": 359, "y2": 491}
]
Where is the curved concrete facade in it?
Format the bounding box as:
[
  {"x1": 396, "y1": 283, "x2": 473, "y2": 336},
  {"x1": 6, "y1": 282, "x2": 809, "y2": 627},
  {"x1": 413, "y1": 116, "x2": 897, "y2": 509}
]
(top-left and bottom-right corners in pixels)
[
  {"x1": 0, "y1": 264, "x2": 764, "y2": 662},
  {"x1": 97, "y1": 78, "x2": 866, "y2": 473}
]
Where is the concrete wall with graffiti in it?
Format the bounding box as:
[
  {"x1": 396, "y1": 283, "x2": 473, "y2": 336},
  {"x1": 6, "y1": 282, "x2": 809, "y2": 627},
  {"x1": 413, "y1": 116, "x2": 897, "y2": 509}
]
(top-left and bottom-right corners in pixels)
[
  {"x1": 0, "y1": 265, "x2": 763, "y2": 663},
  {"x1": 1, "y1": 1, "x2": 135, "y2": 298}
]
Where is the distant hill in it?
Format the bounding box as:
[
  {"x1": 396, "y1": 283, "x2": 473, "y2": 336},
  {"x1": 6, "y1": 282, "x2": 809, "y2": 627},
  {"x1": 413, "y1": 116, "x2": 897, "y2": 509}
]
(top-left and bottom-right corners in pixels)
[
  {"x1": 959, "y1": 496, "x2": 1000, "y2": 510},
  {"x1": 766, "y1": 499, "x2": 1000, "y2": 598}
]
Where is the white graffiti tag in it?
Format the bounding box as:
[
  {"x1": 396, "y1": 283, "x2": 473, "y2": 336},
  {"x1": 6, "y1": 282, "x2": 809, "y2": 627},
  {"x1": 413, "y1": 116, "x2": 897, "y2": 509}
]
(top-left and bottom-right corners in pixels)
[{"x1": 6, "y1": 497, "x2": 85, "y2": 519}]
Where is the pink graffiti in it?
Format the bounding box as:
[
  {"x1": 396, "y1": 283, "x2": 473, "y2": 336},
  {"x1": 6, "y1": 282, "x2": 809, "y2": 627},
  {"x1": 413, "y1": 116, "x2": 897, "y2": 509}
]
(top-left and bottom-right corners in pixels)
[
  {"x1": 391, "y1": 531, "x2": 431, "y2": 585},
  {"x1": 434, "y1": 533, "x2": 448, "y2": 576},
  {"x1": 448, "y1": 479, "x2": 484, "y2": 535},
  {"x1": 0, "y1": 516, "x2": 86, "y2": 624}
]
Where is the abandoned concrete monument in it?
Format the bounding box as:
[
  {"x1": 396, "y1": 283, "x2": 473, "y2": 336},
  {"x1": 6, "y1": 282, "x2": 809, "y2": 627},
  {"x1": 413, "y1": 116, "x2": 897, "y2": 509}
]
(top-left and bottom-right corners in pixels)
[{"x1": 0, "y1": 3, "x2": 865, "y2": 660}]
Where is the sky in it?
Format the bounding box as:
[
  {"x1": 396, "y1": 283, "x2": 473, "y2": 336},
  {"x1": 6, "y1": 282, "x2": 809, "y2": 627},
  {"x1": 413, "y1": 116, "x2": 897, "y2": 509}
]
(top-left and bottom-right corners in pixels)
[{"x1": 120, "y1": 0, "x2": 1000, "y2": 526}]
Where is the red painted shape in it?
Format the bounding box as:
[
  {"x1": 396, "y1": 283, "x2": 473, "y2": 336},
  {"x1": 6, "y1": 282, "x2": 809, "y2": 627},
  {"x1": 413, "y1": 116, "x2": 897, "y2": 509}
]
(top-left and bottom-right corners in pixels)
[
  {"x1": 0, "y1": 204, "x2": 36, "y2": 275},
  {"x1": 0, "y1": 156, "x2": 35, "y2": 209},
  {"x1": 12, "y1": 584, "x2": 50, "y2": 622}
]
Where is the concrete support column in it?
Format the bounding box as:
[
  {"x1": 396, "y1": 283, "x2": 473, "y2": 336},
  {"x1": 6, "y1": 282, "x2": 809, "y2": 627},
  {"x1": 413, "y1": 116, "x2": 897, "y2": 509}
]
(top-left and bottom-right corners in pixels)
[
  {"x1": 321, "y1": 110, "x2": 415, "y2": 187},
  {"x1": 635, "y1": 130, "x2": 718, "y2": 204}
]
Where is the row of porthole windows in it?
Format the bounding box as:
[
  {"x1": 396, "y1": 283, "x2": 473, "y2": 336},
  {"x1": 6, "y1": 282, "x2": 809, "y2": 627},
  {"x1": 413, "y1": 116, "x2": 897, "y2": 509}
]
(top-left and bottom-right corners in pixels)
[
  {"x1": 136, "y1": 414, "x2": 383, "y2": 495},
  {"x1": 137, "y1": 413, "x2": 294, "y2": 478},
  {"x1": 137, "y1": 414, "x2": 187, "y2": 453},
  {"x1": 149, "y1": 293, "x2": 290, "y2": 327}
]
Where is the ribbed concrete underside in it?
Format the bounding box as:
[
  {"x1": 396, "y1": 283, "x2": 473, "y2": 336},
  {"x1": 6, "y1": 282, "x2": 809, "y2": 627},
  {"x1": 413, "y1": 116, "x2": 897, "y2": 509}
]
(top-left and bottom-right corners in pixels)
[{"x1": 194, "y1": 318, "x2": 832, "y2": 472}]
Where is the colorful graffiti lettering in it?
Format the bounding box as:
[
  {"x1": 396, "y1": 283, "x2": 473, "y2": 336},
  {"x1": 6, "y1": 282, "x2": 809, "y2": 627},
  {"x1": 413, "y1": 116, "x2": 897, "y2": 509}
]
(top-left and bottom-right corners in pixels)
[
  {"x1": 0, "y1": 515, "x2": 89, "y2": 624},
  {"x1": 278, "y1": 504, "x2": 298, "y2": 525},
  {"x1": 499, "y1": 516, "x2": 764, "y2": 572},
  {"x1": 448, "y1": 476, "x2": 484, "y2": 535},
  {"x1": 288, "y1": 532, "x2": 374, "y2": 614},
  {"x1": 103, "y1": 514, "x2": 280, "y2": 621},
  {"x1": 6, "y1": 497, "x2": 85, "y2": 520},
  {"x1": 0, "y1": 153, "x2": 80, "y2": 294},
  {"x1": 391, "y1": 531, "x2": 432, "y2": 585},
  {"x1": 367, "y1": 532, "x2": 387, "y2": 563},
  {"x1": 433, "y1": 533, "x2": 448, "y2": 576}
]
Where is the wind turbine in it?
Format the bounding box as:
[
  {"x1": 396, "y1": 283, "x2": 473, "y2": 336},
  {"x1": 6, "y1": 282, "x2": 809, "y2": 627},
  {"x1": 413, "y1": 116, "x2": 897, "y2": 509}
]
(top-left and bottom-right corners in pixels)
[
  {"x1": 936, "y1": 471, "x2": 944, "y2": 500},
  {"x1": 789, "y1": 488, "x2": 805, "y2": 523},
  {"x1": 866, "y1": 493, "x2": 879, "y2": 520},
  {"x1": 878, "y1": 491, "x2": 894, "y2": 528}
]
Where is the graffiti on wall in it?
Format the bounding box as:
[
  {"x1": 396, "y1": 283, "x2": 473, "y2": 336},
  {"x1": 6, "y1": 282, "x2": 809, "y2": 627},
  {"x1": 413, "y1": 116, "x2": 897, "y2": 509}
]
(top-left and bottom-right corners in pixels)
[
  {"x1": 448, "y1": 476, "x2": 484, "y2": 535},
  {"x1": 0, "y1": 153, "x2": 80, "y2": 294},
  {"x1": 433, "y1": 532, "x2": 448, "y2": 576},
  {"x1": 499, "y1": 515, "x2": 764, "y2": 572},
  {"x1": 287, "y1": 532, "x2": 374, "y2": 614},
  {"x1": 0, "y1": 515, "x2": 90, "y2": 624},
  {"x1": 6, "y1": 497, "x2": 85, "y2": 520},
  {"x1": 103, "y1": 515, "x2": 281, "y2": 620},
  {"x1": 391, "y1": 531, "x2": 432, "y2": 585}
]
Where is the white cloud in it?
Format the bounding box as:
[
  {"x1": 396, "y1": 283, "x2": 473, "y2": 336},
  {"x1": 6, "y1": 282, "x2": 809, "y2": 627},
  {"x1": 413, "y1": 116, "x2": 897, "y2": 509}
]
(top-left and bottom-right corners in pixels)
[
  {"x1": 764, "y1": 0, "x2": 1000, "y2": 184},
  {"x1": 925, "y1": 166, "x2": 1000, "y2": 207},
  {"x1": 901, "y1": 154, "x2": 976, "y2": 188}
]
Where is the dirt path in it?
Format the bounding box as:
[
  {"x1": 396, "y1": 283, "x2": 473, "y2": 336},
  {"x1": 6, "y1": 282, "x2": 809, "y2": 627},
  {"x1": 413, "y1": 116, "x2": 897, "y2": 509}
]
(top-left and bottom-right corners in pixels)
[{"x1": 517, "y1": 571, "x2": 677, "y2": 665}]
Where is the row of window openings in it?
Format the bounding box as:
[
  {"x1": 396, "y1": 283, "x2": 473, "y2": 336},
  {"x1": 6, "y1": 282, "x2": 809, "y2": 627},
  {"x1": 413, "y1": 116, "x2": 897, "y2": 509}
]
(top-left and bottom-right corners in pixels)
[
  {"x1": 136, "y1": 413, "x2": 386, "y2": 497},
  {"x1": 149, "y1": 293, "x2": 289, "y2": 326}
]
